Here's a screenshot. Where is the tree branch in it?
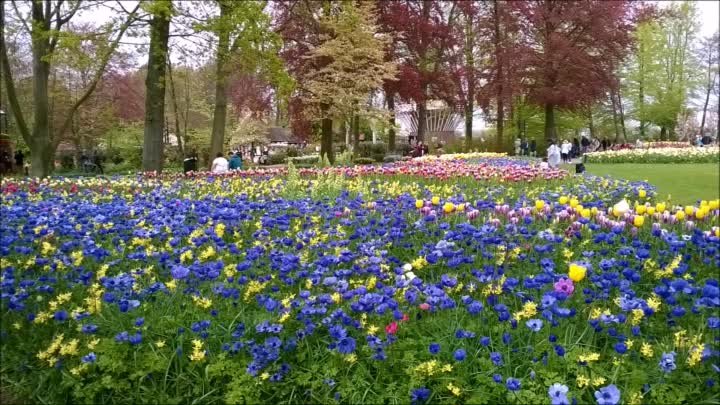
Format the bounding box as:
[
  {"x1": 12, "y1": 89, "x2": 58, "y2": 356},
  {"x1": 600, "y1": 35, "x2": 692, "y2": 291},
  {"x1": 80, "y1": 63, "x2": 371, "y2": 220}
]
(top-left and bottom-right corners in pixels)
[
  {"x1": 53, "y1": 2, "x2": 141, "y2": 147},
  {"x1": 10, "y1": 0, "x2": 31, "y2": 34},
  {"x1": 0, "y1": 3, "x2": 31, "y2": 144}
]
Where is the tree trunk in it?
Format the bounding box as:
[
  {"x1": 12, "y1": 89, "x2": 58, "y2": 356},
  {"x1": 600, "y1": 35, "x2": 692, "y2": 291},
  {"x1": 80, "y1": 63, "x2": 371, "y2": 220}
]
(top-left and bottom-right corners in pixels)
[
  {"x1": 610, "y1": 90, "x2": 621, "y2": 143},
  {"x1": 464, "y1": 14, "x2": 474, "y2": 151},
  {"x1": 209, "y1": 3, "x2": 231, "y2": 166},
  {"x1": 142, "y1": 2, "x2": 172, "y2": 173},
  {"x1": 617, "y1": 88, "x2": 627, "y2": 142},
  {"x1": 417, "y1": 99, "x2": 427, "y2": 143},
  {"x1": 352, "y1": 113, "x2": 360, "y2": 151},
  {"x1": 30, "y1": 35, "x2": 52, "y2": 177},
  {"x1": 544, "y1": 103, "x2": 556, "y2": 151},
  {"x1": 320, "y1": 104, "x2": 334, "y2": 163},
  {"x1": 588, "y1": 109, "x2": 595, "y2": 140},
  {"x1": 387, "y1": 91, "x2": 396, "y2": 152},
  {"x1": 660, "y1": 126, "x2": 667, "y2": 141},
  {"x1": 465, "y1": 98, "x2": 473, "y2": 151},
  {"x1": 167, "y1": 59, "x2": 184, "y2": 158},
  {"x1": 700, "y1": 72, "x2": 717, "y2": 136}
]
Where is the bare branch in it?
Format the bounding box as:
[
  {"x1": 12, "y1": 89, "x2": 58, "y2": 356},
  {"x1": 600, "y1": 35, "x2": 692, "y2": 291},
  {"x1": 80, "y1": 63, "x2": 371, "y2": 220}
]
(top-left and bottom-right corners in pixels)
[
  {"x1": 1, "y1": 2, "x2": 31, "y2": 144},
  {"x1": 10, "y1": 0, "x2": 31, "y2": 34}
]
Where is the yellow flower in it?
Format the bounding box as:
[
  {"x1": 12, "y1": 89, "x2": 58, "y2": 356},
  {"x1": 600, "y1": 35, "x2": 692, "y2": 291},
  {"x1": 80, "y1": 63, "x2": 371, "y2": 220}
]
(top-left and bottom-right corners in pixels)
[
  {"x1": 684, "y1": 205, "x2": 694, "y2": 216},
  {"x1": 535, "y1": 200, "x2": 545, "y2": 210},
  {"x1": 647, "y1": 206, "x2": 655, "y2": 215},
  {"x1": 155, "y1": 340, "x2": 166, "y2": 348},
  {"x1": 443, "y1": 202, "x2": 455, "y2": 213},
  {"x1": 629, "y1": 392, "x2": 644, "y2": 405},
  {"x1": 687, "y1": 344, "x2": 704, "y2": 367},
  {"x1": 344, "y1": 354, "x2": 357, "y2": 364},
  {"x1": 447, "y1": 382, "x2": 462, "y2": 397},
  {"x1": 592, "y1": 377, "x2": 606, "y2": 386},
  {"x1": 675, "y1": 210, "x2": 685, "y2": 221},
  {"x1": 568, "y1": 263, "x2": 587, "y2": 282},
  {"x1": 640, "y1": 342, "x2": 653, "y2": 358},
  {"x1": 656, "y1": 202, "x2": 666, "y2": 213},
  {"x1": 260, "y1": 372, "x2": 270, "y2": 380},
  {"x1": 559, "y1": 196, "x2": 569, "y2": 204},
  {"x1": 367, "y1": 325, "x2": 379, "y2": 335},
  {"x1": 431, "y1": 196, "x2": 440, "y2": 205},
  {"x1": 578, "y1": 352, "x2": 600, "y2": 363},
  {"x1": 576, "y1": 375, "x2": 590, "y2": 388},
  {"x1": 633, "y1": 215, "x2": 645, "y2": 227},
  {"x1": 638, "y1": 189, "x2": 646, "y2": 198},
  {"x1": 415, "y1": 199, "x2": 424, "y2": 209}
]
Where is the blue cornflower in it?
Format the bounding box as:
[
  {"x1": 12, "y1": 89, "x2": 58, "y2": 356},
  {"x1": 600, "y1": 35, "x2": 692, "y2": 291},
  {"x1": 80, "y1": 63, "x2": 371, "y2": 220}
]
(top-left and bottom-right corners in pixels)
[
  {"x1": 659, "y1": 352, "x2": 677, "y2": 373},
  {"x1": 410, "y1": 387, "x2": 431, "y2": 404},
  {"x1": 429, "y1": 343, "x2": 440, "y2": 355},
  {"x1": 502, "y1": 332, "x2": 512, "y2": 345},
  {"x1": 81, "y1": 352, "x2": 97, "y2": 364},
  {"x1": 337, "y1": 337, "x2": 356, "y2": 354},
  {"x1": 554, "y1": 345, "x2": 566, "y2": 356},
  {"x1": 708, "y1": 317, "x2": 720, "y2": 329},
  {"x1": 506, "y1": 377, "x2": 521, "y2": 392},
  {"x1": 171, "y1": 265, "x2": 190, "y2": 280},
  {"x1": 454, "y1": 348, "x2": 466, "y2": 361},
  {"x1": 526, "y1": 319, "x2": 543, "y2": 332},
  {"x1": 129, "y1": 332, "x2": 142, "y2": 345},
  {"x1": 614, "y1": 342, "x2": 627, "y2": 354},
  {"x1": 491, "y1": 351, "x2": 503, "y2": 366},
  {"x1": 480, "y1": 336, "x2": 491, "y2": 346},
  {"x1": 549, "y1": 383, "x2": 570, "y2": 405},
  {"x1": 81, "y1": 324, "x2": 98, "y2": 334},
  {"x1": 115, "y1": 331, "x2": 129, "y2": 342},
  {"x1": 135, "y1": 317, "x2": 145, "y2": 327},
  {"x1": 493, "y1": 374, "x2": 503, "y2": 383},
  {"x1": 594, "y1": 384, "x2": 621, "y2": 405},
  {"x1": 54, "y1": 310, "x2": 68, "y2": 322}
]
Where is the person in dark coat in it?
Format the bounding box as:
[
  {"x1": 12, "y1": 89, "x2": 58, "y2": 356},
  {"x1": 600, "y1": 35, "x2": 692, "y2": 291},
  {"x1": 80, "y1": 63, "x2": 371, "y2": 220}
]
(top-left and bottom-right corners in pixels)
[
  {"x1": 14, "y1": 150, "x2": 24, "y2": 172},
  {"x1": 529, "y1": 139, "x2": 537, "y2": 157},
  {"x1": 183, "y1": 150, "x2": 198, "y2": 174}
]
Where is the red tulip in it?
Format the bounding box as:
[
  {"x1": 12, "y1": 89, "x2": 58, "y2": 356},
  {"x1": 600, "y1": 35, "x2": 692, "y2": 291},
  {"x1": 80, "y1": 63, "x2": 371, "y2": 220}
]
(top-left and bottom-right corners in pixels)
[{"x1": 385, "y1": 321, "x2": 398, "y2": 335}]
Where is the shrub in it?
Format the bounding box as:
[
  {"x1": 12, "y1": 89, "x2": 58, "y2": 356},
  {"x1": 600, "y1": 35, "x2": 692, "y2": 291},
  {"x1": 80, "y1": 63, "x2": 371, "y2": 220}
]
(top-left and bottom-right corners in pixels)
[
  {"x1": 395, "y1": 143, "x2": 413, "y2": 156},
  {"x1": 383, "y1": 155, "x2": 402, "y2": 163},
  {"x1": 357, "y1": 142, "x2": 387, "y2": 163},
  {"x1": 354, "y1": 157, "x2": 375, "y2": 165},
  {"x1": 288, "y1": 155, "x2": 319, "y2": 164},
  {"x1": 286, "y1": 148, "x2": 300, "y2": 158},
  {"x1": 267, "y1": 152, "x2": 287, "y2": 165}
]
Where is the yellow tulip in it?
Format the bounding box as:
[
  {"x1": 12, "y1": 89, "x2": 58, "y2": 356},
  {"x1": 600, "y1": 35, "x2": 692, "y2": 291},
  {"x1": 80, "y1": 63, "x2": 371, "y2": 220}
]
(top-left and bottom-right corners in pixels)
[
  {"x1": 456, "y1": 203, "x2": 466, "y2": 212},
  {"x1": 646, "y1": 207, "x2": 655, "y2": 215},
  {"x1": 581, "y1": 209, "x2": 591, "y2": 219},
  {"x1": 570, "y1": 198, "x2": 579, "y2": 208},
  {"x1": 684, "y1": 206, "x2": 694, "y2": 216},
  {"x1": 535, "y1": 200, "x2": 545, "y2": 210},
  {"x1": 656, "y1": 203, "x2": 666, "y2": 213},
  {"x1": 695, "y1": 209, "x2": 706, "y2": 220},
  {"x1": 559, "y1": 196, "x2": 568, "y2": 205},
  {"x1": 636, "y1": 205, "x2": 646, "y2": 215},
  {"x1": 443, "y1": 202, "x2": 455, "y2": 213},
  {"x1": 633, "y1": 216, "x2": 645, "y2": 227},
  {"x1": 415, "y1": 200, "x2": 424, "y2": 209},
  {"x1": 638, "y1": 189, "x2": 646, "y2": 198},
  {"x1": 710, "y1": 200, "x2": 719, "y2": 210},
  {"x1": 431, "y1": 196, "x2": 440, "y2": 206},
  {"x1": 591, "y1": 207, "x2": 598, "y2": 215},
  {"x1": 675, "y1": 211, "x2": 685, "y2": 221},
  {"x1": 569, "y1": 263, "x2": 587, "y2": 282}
]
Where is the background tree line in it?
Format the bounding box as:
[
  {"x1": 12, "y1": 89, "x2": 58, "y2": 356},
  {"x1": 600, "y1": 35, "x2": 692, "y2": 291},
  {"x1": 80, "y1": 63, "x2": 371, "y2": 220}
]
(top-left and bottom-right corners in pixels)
[{"x1": 1, "y1": 0, "x2": 717, "y2": 176}]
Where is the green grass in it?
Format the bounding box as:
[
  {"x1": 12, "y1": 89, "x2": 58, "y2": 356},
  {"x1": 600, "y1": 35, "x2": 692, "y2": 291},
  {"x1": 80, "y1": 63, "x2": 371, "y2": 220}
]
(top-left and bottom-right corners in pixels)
[{"x1": 563, "y1": 163, "x2": 720, "y2": 205}]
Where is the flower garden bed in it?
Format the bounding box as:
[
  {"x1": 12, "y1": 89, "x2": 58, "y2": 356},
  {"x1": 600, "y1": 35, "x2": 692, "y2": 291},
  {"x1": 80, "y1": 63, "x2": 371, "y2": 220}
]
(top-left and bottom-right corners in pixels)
[
  {"x1": 584, "y1": 147, "x2": 719, "y2": 164},
  {"x1": 1, "y1": 156, "x2": 718, "y2": 404}
]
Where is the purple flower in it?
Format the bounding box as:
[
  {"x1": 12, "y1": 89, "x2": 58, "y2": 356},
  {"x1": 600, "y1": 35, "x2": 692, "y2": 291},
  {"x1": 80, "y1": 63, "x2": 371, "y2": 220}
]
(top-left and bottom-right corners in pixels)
[
  {"x1": 659, "y1": 352, "x2": 677, "y2": 373},
  {"x1": 429, "y1": 343, "x2": 440, "y2": 355},
  {"x1": 171, "y1": 265, "x2": 190, "y2": 280},
  {"x1": 81, "y1": 352, "x2": 97, "y2": 364},
  {"x1": 410, "y1": 387, "x2": 430, "y2": 404},
  {"x1": 594, "y1": 384, "x2": 620, "y2": 405},
  {"x1": 454, "y1": 348, "x2": 467, "y2": 361},
  {"x1": 506, "y1": 377, "x2": 521, "y2": 392},
  {"x1": 491, "y1": 351, "x2": 503, "y2": 366},
  {"x1": 337, "y1": 337, "x2": 356, "y2": 354},
  {"x1": 526, "y1": 319, "x2": 543, "y2": 332},
  {"x1": 549, "y1": 383, "x2": 570, "y2": 405}
]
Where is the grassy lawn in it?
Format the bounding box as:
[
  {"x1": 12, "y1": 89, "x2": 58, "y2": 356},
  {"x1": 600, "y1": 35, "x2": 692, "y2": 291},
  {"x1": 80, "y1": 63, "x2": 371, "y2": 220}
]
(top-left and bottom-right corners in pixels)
[{"x1": 563, "y1": 163, "x2": 720, "y2": 205}]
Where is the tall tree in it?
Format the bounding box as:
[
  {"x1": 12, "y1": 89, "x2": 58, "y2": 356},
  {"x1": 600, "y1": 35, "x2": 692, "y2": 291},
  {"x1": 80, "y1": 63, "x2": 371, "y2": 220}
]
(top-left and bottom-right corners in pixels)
[
  {"x1": 378, "y1": 0, "x2": 457, "y2": 142},
  {"x1": 197, "y1": 0, "x2": 290, "y2": 165},
  {"x1": 698, "y1": 32, "x2": 719, "y2": 138},
  {"x1": 1, "y1": 0, "x2": 139, "y2": 177},
  {"x1": 142, "y1": 0, "x2": 172, "y2": 172},
  {"x1": 509, "y1": 0, "x2": 636, "y2": 151},
  {"x1": 302, "y1": 1, "x2": 396, "y2": 162}
]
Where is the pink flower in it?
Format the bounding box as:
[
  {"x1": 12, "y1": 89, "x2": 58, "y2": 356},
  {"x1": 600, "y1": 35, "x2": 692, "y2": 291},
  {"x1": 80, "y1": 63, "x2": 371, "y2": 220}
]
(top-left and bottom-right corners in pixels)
[
  {"x1": 419, "y1": 303, "x2": 430, "y2": 311},
  {"x1": 401, "y1": 313, "x2": 409, "y2": 322},
  {"x1": 553, "y1": 277, "x2": 575, "y2": 296},
  {"x1": 385, "y1": 321, "x2": 398, "y2": 335}
]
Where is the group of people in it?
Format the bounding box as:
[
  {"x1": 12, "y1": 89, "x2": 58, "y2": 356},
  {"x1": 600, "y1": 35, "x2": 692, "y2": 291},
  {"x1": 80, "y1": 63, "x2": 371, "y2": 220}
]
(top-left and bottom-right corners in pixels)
[
  {"x1": 514, "y1": 138, "x2": 538, "y2": 156},
  {"x1": 409, "y1": 141, "x2": 429, "y2": 158},
  {"x1": 0, "y1": 150, "x2": 29, "y2": 175},
  {"x1": 544, "y1": 138, "x2": 588, "y2": 168},
  {"x1": 210, "y1": 151, "x2": 243, "y2": 174}
]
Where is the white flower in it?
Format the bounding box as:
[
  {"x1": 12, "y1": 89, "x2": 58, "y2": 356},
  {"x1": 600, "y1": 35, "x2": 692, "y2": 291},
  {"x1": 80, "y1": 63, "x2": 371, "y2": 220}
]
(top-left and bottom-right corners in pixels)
[
  {"x1": 613, "y1": 200, "x2": 630, "y2": 215},
  {"x1": 402, "y1": 263, "x2": 413, "y2": 272}
]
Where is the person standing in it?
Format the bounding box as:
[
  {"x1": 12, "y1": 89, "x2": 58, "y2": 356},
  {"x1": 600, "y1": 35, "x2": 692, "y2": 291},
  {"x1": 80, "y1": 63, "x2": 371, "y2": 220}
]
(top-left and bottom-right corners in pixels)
[
  {"x1": 514, "y1": 137, "x2": 521, "y2": 155},
  {"x1": 92, "y1": 150, "x2": 104, "y2": 174},
  {"x1": 14, "y1": 150, "x2": 24, "y2": 173},
  {"x1": 530, "y1": 139, "x2": 537, "y2": 157},
  {"x1": 211, "y1": 152, "x2": 229, "y2": 173},
  {"x1": 547, "y1": 141, "x2": 561, "y2": 168},
  {"x1": 229, "y1": 151, "x2": 243, "y2": 170},
  {"x1": 183, "y1": 150, "x2": 198, "y2": 174},
  {"x1": 560, "y1": 140, "x2": 571, "y2": 163}
]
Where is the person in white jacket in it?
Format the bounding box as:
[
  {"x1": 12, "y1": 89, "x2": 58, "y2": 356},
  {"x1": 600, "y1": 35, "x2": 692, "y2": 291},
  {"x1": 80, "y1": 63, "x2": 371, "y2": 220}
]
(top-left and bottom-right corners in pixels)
[
  {"x1": 560, "y1": 140, "x2": 572, "y2": 163},
  {"x1": 547, "y1": 141, "x2": 561, "y2": 168}
]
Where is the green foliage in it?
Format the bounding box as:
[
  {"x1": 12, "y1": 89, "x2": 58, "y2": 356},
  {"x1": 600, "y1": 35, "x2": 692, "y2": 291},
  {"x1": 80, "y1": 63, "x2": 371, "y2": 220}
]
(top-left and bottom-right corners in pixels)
[
  {"x1": 334, "y1": 149, "x2": 354, "y2": 166},
  {"x1": 267, "y1": 152, "x2": 287, "y2": 165},
  {"x1": 356, "y1": 142, "x2": 386, "y2": 162},
  {"x1": 353, "y1": 157, "x2": 375, "y2": 165}
]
